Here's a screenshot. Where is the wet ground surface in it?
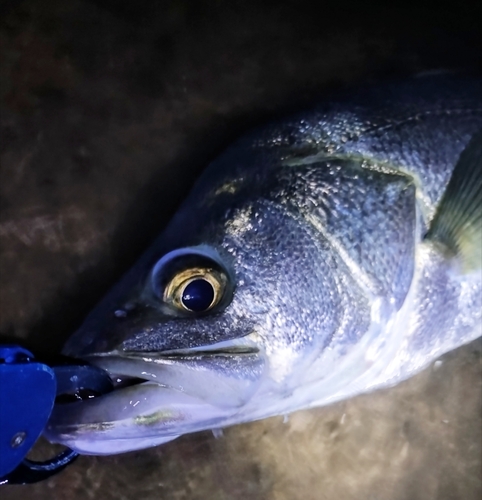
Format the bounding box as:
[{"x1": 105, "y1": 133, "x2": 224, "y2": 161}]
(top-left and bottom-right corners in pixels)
[{"x1": 1, "y1": 0, "x2": 481, "y2": 498}]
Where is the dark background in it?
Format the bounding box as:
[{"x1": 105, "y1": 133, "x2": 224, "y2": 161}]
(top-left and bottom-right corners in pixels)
[{"x1": 1, "y1": 1, "x2": 481, "y2": 498}]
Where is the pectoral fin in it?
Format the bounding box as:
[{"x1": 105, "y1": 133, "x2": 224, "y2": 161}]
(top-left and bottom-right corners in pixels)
[{"x1": 426, "y1": 130, "x2": 482, "y2": 272}]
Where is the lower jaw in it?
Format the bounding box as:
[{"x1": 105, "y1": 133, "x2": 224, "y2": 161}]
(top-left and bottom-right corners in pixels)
[{"x1": 44, "y1": 381, "x2": 234, "y2": 455}]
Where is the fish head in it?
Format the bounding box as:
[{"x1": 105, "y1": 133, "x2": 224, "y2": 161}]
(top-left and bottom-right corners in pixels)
[
  {"x1": 46, "y1": 151, "x2": 381, "y2": 455},
  {"x1": 45, "y1": 78, "x2": 482, "y2": 456}
]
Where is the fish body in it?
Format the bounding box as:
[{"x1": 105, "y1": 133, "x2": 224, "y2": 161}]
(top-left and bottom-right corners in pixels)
[{"x1": 45, "y1": 77, "x2": 482, "y2": 455}]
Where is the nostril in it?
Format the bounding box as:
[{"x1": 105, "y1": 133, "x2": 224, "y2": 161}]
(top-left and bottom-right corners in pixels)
[{"x1": 114, "y1": 302, "x2": 138, "y2": 318}]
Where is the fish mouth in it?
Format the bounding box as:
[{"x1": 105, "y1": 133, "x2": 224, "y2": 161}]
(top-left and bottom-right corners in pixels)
[{"x1": 44, "y1": 341, "x2": 265, "y2": 455}]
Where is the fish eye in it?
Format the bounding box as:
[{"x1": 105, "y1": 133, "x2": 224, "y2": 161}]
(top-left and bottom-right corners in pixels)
[
  {"x1": 163, "y1": 267, "x2": 225, "y2": 313},
  {"x1": 150, "y1": 247, "x2": 231, "y2": 314}
]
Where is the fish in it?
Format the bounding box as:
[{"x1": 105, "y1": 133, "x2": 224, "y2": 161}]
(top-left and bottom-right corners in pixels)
[{"x1": 44, "y1": 76, "x2": 482, "y2": 455}]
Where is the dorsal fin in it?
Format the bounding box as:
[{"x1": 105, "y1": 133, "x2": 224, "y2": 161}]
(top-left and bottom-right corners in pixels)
[{"x1": 426, "y1": 130, "x2": 482, "y2": 272}]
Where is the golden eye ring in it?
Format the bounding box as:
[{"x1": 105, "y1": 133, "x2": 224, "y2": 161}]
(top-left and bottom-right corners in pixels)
[{"x1": 163, "y1": 267, "x2": 227, "y2": 313}]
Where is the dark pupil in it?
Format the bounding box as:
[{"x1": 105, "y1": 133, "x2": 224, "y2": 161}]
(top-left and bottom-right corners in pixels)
[{"x1": 181, "y1": 279, "x2": 215, "y2": 312}]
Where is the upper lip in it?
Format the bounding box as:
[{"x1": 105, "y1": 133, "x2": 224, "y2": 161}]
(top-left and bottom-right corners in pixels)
[
  {"x1": 98, "y1": 345, "x2": 259, "y2": 359},
  {"x1": 81, "y1": 345, "x2": 260, "y2": 389},
  {"x1": 77, "y1": 339, "x2": 265, "y2": 409},
  {"x1": 86, "y1": 335, "x2": 261, "y2": 363}
]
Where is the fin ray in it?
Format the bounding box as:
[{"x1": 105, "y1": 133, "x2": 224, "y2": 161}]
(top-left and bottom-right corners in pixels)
[{"x1": 426, "y1": 130, "x2": 482, "y2": 271}]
